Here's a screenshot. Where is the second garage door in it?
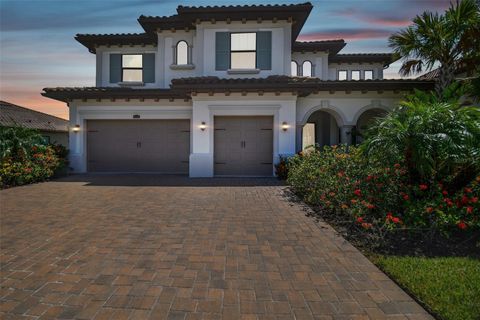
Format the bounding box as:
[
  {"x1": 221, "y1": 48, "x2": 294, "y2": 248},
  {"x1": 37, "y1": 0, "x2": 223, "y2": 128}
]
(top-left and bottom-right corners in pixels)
[
  {"x1": 214, "y1": 116, "x2": 273, "y2": 176},
  {"x1": 87, "y1": 120, "x2": 190, "y2": 173}
]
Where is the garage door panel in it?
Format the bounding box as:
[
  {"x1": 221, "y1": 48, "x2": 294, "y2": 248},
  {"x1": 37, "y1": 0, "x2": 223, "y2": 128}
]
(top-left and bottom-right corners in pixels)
[
  {"x1": 87, "y1": 120, "x2": 190, "y2": 173},
  {"x1": 214, "y1": 116, "x2": 273, "y2": 176}
]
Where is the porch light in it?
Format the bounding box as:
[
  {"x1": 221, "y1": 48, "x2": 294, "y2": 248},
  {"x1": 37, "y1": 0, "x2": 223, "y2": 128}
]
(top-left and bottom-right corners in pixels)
[
  {"x1": 72, "y1": 125, "x2": 80, "y2": 133},
  {"x1": 199, "y1": 122, "x2": 206, "y2": 131},
  {"x1": 281, "y1": 122, "x2": 289, "y2": 132}
]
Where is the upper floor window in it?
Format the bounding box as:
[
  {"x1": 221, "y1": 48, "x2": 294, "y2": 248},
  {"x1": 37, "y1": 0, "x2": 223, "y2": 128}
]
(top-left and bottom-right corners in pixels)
[
  {"x1": 216, "y1": 31, "x2": 271, "y2": 71},
  {"x1": 122, "y1": 54, "x2": 142, "y2": 82},
  {"x1": 364, "y1": 70, "x2": 374, "y2": 80},
  {"x1": 230, "y1": 33, "x2": 256, "y2": 69},
  {"x1": 338, "y1": 70, "x2": 347, "y2": 81},
  {"x1": 302, "y1": 61, "x2": 312, "y2": 77},
  {"x1": 176, "y1": 41, "x2": 188, "y2": 65},
  {"x1": 291, "y1": 61, "x2": 298, "y2": 76},
  {"x1": 351, "y1": 70, "x2": 360, "y2": 81}
]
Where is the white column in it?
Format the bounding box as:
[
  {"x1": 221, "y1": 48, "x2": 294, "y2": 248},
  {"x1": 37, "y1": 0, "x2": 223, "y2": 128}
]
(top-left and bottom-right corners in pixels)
[
  {"x1": 296, "y1": 125, "x2": 303, "y2": 152},
  {"x1": 340, "y1": 125, "x2": 354, "y2": 146},
  {"x1": 189, "y1": 100, "x2": 214, "y2": 177}
]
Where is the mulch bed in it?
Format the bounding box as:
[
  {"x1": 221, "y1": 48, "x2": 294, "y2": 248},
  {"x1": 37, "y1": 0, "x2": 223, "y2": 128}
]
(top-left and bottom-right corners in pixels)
[{"x1": 284, "y1": 188, "x2": 480, "y2": 258}]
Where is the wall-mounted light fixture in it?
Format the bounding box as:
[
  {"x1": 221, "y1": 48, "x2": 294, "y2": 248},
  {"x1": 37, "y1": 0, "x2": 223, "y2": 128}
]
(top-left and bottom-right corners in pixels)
[
  {"x1": 199, "y1": 121, "x2": 206, "y2": 131},
  {"x1": 281, "y1": 121, "x2": 289, "y2": 132},
  {"x1": 72, "y1": 124, "x2": 80, "y2": 133}
]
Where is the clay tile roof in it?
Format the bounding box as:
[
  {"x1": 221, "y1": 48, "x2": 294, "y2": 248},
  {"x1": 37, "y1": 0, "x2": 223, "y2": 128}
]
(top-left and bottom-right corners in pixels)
[
  {"x1": 75, "y1": 33, "x2": 157, "y2": 53},
  {"x1": 170, "y1": 76, "x2": 435, "y2": 95},
  {"x1": 0, "y1": 100, "x2": 68, "y2": 132},
  {"x1": 139, "y1": 2, "x2": 313, "y2": 41},
  {"x1": 42, "y1": 78, "x2": 435, "y2": 102},
  {"x1": 41, "y1": 87, "x2": 189, "y2": 102},
  {"x1": 417, "y1": 68, "x2": 441, "y2": 80},
  {"x1": 329, "y1": 53, "x2": 396, "y2": 67},
  {"x1": 292, "y1": 40, "x2": 346, "y2": 55}
]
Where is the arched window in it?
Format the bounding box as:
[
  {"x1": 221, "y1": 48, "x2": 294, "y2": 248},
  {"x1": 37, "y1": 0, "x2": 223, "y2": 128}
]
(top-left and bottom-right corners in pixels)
[
  {"x1": 302, "y1": 61, "x2": 312, "y2": 77},
  {"x1": 176, "y1": 41, "x2": 188, "y2": 65},
  {"x1": 291, "y1": 61, "x2": 298, "y2": 76}
]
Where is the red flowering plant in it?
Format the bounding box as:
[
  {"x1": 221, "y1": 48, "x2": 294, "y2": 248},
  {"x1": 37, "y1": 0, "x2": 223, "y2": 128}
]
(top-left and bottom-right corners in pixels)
[
  {"x1": 1, "y1": 127, "x2": 62, "y2": 188},
  {"x1": 287, "y1": 143, "x2": 479, "y2": 240}
]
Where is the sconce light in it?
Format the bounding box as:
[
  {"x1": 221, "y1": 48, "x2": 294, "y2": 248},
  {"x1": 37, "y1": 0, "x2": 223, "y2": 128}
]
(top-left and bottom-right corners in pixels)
[
  {"x1": 199, "y1": 121, "x2": 206, "y2": 131},
  {"x1": 72, "y1": 124, "x2": 80, "y2": 133},
  {"x1": 281, "y1": 121, "x2": 289, "y2": 132}
]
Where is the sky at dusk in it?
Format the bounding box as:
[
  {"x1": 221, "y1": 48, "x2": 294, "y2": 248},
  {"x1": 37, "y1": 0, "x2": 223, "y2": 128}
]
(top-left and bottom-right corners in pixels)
[{"x1": 0, "y1": 0, "x2": 451, "y2": 120}]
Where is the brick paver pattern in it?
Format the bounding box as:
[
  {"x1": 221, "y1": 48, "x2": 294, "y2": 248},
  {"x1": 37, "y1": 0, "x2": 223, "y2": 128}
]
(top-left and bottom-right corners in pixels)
[{"x1": 0, "y1": 175, "x2": 432, "y2": 319}]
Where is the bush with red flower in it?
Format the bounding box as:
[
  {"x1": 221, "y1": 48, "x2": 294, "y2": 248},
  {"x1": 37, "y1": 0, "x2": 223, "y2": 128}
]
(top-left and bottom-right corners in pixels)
[
  {"x1": 287, "y1": 144, "x2": 479, "y2": 239},
  {"x1": 1, "y1": 127, "x2": 66, "y2": 188}
]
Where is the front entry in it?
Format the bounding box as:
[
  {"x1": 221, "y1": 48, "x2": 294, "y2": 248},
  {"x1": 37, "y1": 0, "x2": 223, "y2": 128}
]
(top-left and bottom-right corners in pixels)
[{"x1": 214, "y1": 116, "x2": 273, "y2": 176}]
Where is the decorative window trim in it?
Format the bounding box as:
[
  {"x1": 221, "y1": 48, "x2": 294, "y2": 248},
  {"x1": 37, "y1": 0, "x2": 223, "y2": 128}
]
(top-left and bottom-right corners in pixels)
[
  {"x1": 119, "y1": 81, "x2": 144, "y2": 87},
  {"x1": 302, "y1": 60, "x2": 313, "y2": 77},
  {"x1": 291, "y1": 60, "x2": 298, "y2": 76},
  {"x1": 227, "y1": 68, "x2": 260, "y2": 74},
  {"x1": 172, "y1": 40, "x2": 194, "y2": 67}
]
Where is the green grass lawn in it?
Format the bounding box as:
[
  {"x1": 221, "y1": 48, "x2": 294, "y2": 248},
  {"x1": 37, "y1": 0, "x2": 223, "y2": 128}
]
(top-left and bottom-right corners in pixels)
[{"x1": 373, "y1": 256, "x2": 480, "y2": 320}]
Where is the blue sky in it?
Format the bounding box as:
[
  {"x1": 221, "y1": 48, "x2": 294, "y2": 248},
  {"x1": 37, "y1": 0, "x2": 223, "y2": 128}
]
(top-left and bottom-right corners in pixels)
[{"x1": 0, "y1": 0, "x2": 451, "y2": 119}]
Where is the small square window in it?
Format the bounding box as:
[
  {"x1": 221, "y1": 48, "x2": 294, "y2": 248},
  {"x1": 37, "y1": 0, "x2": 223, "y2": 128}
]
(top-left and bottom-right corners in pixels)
[
  {"x1": 364, "y1": 70, "x2": 374, "y2": 80},
  {"x1": 338, "y1": 70, "x2": 347, "y2": 81},
  {"x1": 351, "y1": 70, "x2": 360, "y2": 81}
]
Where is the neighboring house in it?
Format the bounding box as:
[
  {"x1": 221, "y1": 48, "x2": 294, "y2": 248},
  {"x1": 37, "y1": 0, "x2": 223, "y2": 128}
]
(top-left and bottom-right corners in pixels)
[
  {"x1": 42, "y1": 2, "x2": 434, "y2": 177},
  {"x1": 0, "y1": 100, "x2": 69, "y2": 146}
]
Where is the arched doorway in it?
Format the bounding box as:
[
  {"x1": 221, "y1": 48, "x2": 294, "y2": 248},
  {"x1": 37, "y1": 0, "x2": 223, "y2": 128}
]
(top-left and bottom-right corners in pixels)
[
  {"x1": 355, "y1": 108, "x2": 388, "y2": 144},
  {"x1": 302, "y1": 110, "x2": 340, "y2": 150}
]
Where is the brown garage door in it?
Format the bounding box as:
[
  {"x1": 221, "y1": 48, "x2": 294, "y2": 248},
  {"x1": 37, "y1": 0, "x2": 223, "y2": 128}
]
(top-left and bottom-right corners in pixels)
[
  {"x1": 87, "y1": 120, "x2": 190, "y2": 173},
  {"x1": 214, "y1": 116, "x2": 273, "y2": 176}
]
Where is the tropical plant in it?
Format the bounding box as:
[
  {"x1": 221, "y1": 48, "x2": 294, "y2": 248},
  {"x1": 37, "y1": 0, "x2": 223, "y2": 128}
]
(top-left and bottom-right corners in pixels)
[
  {"x1": 287, "y1": 145, "x2": 480, "y2": 240},
  {"x1": 0, "y1": 126, "x2": 45, "y2": 160},
  {"x1": 389, "y1": 0, "x2": 480, "y2": 96},
  {"x1": 0, "y1": 127, "x2": 64, "y2": 188},
  {"x1": 362, "y1": 90, "x2": 480, "y2": 191}
]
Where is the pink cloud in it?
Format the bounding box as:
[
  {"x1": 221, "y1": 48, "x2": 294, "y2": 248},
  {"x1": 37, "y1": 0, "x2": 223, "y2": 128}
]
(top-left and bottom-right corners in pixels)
[
  {"x1": 298, "y1": 29, "x2": 392, "y2": 42},
  {"x1": 1, "y1": 86, "x2": 69, "y2": 119},
  {"x1": 363, "y1": 17, "x2": 412, "y2": 28}
]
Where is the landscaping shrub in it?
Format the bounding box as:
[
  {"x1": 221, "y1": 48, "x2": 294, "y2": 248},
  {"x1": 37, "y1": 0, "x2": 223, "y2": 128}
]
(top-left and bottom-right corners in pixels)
[
  {"x1": 287, "y1": 88, "x2": 480, "y2": 242},
  {"x1": 287, "y1": 145, "x2": 479, "y2": 241},
  {"x1": 0, "y1": 127, "x2": 65, "y2": 188}
]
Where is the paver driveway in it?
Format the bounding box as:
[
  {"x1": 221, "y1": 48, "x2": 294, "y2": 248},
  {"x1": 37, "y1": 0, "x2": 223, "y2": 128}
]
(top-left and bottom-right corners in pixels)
[{"x1": 0, "y1": 175, "x2": 432, "y2": 319}]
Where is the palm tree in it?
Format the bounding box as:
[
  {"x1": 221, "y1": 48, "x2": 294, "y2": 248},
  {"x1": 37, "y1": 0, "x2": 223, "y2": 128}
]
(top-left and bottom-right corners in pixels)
[
  {"x1": 389, "y1": 0, "x2": 480, "y2": 97},
  {"x1": 362, "y1": 91, "x2": 480, "y2": 190}
]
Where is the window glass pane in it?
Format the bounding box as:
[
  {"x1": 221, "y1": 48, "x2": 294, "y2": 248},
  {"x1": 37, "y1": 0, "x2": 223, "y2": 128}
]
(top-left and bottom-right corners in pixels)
[
  {"x1": 351, "y1": 70, "x2": 360, "y2": 80},
  {"x1": 231, "y1": 33, "x2": 256, "y2": 51},
  {"x1": 231, "y1": 52, "x2": 256, "y2": 69},
  {"x1": 122, "y1": 69, "x2": 142, "y2": 82},
  {"x1": 291, "y1": 61, "x2": 298, "y2": 76},
  {"x1": 122, "y1": 55, "x2": 142, "y2": 68},
  {"x1": 177, "y1": 41, "x2": 188, "y2": 65},
  {"x1": 338, "y1": 70, "x2": 347, "y2": 80},
  {"x1": 302, "y1": 61, "x2": 312, "y2": 77},
  {"x1": 364, "y1": 70, "x2": 373, "y2": 80}
]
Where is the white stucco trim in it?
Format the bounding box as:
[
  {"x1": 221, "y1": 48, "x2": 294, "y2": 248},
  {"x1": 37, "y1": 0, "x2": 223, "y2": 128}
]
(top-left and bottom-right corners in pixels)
[
  {"x1": 351, "y1": 100, "x2": 392, "y2": 125},
  {"x1": 189, "y1": 94, "x2": 297, "y2": 177},
  {"x1": 298, "y1": 100, "x2": 347, "y2": 126}
]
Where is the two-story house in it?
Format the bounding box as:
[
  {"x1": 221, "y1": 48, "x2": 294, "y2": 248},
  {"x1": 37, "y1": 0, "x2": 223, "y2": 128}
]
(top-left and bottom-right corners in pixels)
[{"x1": 43, "y1": 2, "x2": 434, "y2": 177}]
